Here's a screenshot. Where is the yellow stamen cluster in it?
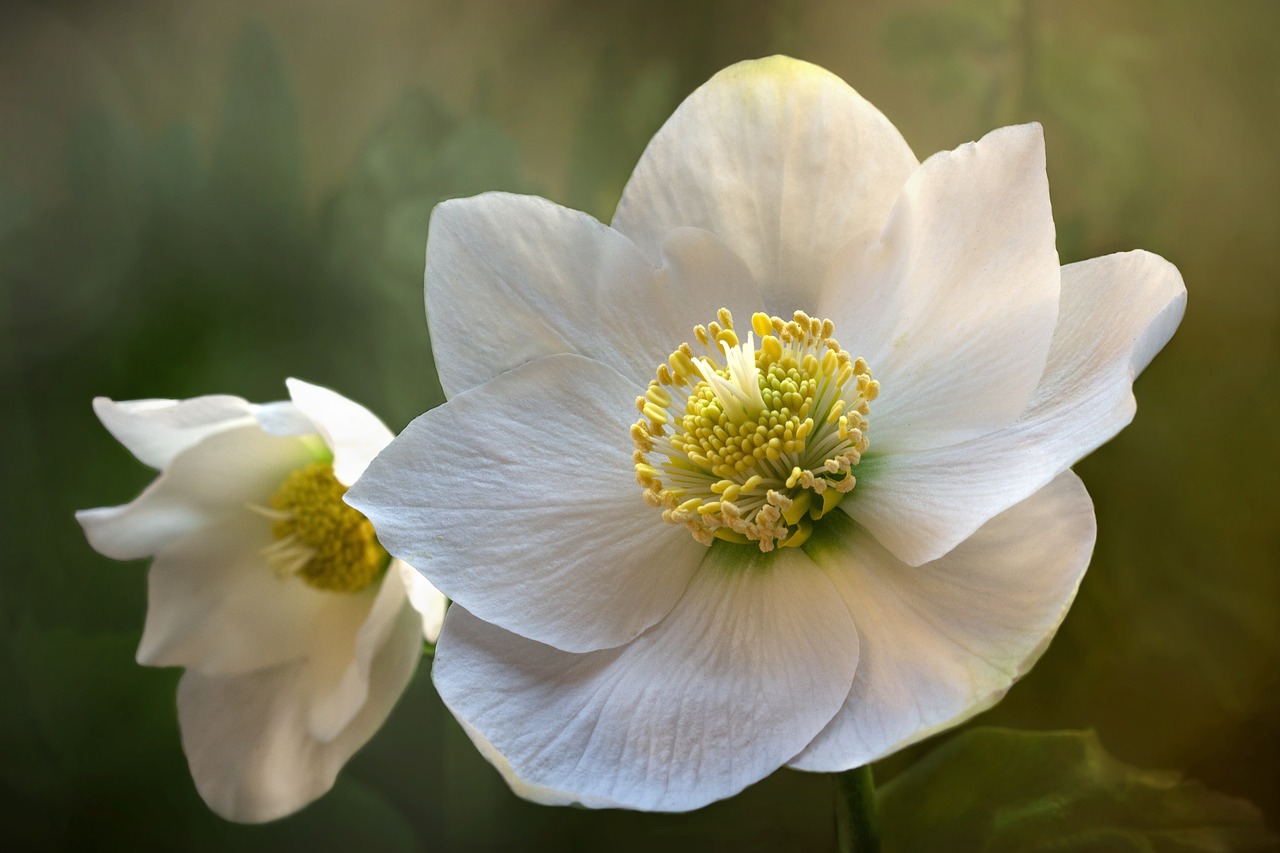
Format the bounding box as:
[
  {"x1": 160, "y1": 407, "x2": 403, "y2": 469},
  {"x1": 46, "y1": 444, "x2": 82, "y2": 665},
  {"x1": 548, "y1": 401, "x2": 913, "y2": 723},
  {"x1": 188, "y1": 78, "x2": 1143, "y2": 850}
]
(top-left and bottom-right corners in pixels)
[
  {"x1": 259, "y1": 462, "x2": 388, "y2": 593},
  {"x1": 632, "y1": 308, "x2": 878, "y2": 552}
]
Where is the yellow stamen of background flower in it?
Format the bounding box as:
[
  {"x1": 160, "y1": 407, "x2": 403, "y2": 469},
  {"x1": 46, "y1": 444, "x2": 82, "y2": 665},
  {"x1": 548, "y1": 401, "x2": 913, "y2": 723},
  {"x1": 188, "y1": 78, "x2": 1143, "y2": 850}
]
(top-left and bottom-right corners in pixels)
[
  {"x1": 632, "y1": 308, "x2": 878, "y2": 552},
  {"x1": 258, "y1": 462, "x2": 388, "y2": 593}
]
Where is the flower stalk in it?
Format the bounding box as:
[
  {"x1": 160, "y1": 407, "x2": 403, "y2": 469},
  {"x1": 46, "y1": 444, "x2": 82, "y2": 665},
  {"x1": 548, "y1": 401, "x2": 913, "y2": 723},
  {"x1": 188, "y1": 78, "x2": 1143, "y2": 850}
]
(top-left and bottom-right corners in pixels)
[{"x1": 835, "y1": 764, "x2": 880, "y2": 853}]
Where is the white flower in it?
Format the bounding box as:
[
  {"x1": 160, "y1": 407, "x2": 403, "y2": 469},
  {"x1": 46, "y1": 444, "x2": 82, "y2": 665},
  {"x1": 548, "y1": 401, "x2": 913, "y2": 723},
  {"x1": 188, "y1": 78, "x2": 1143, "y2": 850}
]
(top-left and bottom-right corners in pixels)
[
  {"x1": 347, "y1": 56, "x2": 1186, "y2": 811},
  {"x1": 77, "y1": 379, "x2": 446, "y2": 823}
]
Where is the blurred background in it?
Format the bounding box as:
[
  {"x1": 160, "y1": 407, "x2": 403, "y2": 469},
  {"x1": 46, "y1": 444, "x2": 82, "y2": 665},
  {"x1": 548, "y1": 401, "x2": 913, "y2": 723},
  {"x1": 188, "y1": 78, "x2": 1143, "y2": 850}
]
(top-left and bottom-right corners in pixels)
[{"x1": 2, "y1": 0, "x2": 1277, "y2": 849}]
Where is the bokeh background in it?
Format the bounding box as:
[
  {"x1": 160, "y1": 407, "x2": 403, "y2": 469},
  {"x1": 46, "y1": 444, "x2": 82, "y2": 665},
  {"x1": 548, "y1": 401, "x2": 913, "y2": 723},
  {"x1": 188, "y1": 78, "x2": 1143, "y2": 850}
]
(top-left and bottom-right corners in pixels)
[{"x1": 2, "y1": 0, "x2": 1278, "y2": 849}]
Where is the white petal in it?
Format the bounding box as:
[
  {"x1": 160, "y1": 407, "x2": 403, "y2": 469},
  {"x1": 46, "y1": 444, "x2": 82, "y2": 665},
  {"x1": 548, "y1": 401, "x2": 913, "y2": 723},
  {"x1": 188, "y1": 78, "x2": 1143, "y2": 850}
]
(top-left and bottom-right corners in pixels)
[
  {"x1": 613, "y1": 55, "x2": 918, "y2": 314},
  {"x1": 136, "y1": 511, "x2": 376, "y2": 678},
  {"x1": 347, "y1": 354, "x2": 706, "y2": 653},
  {"x1": 826, "y1": 123, "x2": 1061, "y2": 452},
  {"x1": 90, "y1": 395, "x2": 256, "y2": 470},
  {"x1": 303, "y1": 564, "x2": 415, "y2": 741},
  {"x1": 434, "y1": 544, "x2": 858, "y2": 812},
  {"x1": 848, "y1": 250, "x2": 1185, "y2": 566},
  {"x1": 395, "y1": 560, "x2": 447, "y2": 644},
  {"x1": 425, "y1": 193, "x2": 763, "y2": 396},
  {"x1": 455, "y1": 718, "x2": 621, "y2": 809},
  {"x1": 426, "y1": 193, "x2": 654, "y2": 396},
  {"x1": 790, "y1": 471, "x2": 1095, "y2": 772},
  {"x1": 253, "y1": 401, "x2": 316, "y2": 437},
  {"x1": 77, "y1": 426, "x2": 314, "y2": 561},
  {"x1": 176, "y1": 595, "x2": 423, "y2": 824},
  {"x1": 656, "y1": 226, "x2": 768, "y2": 343},
  {"x1": 285, "y1": 378, "x2": 393, "y2": 486}
]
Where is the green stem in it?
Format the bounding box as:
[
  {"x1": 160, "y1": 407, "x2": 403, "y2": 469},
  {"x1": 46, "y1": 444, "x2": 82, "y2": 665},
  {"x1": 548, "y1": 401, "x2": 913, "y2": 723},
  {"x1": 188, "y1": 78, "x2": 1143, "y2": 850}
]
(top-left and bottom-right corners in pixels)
[{"x1": 834, "y1": 764, "x2": 880, "y2": 853}]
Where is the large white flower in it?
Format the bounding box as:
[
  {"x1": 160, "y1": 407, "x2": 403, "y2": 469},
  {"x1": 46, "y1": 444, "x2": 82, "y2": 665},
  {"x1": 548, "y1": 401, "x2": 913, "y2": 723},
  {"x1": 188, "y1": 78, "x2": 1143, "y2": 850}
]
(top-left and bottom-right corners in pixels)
[
  {"x1": 348, "y1": 56, "x2": 1186, "y2": 811},
  {"x1": 77, "y1": 379, "x2": 446, "y2": 823}
]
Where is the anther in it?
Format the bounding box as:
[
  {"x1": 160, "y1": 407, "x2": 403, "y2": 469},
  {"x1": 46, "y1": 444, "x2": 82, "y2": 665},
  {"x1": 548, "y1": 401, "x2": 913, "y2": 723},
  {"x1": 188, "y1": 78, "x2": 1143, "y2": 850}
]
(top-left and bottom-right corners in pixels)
[{"x1": 265, "y1": 463, "x2": 387, "y2": 593}]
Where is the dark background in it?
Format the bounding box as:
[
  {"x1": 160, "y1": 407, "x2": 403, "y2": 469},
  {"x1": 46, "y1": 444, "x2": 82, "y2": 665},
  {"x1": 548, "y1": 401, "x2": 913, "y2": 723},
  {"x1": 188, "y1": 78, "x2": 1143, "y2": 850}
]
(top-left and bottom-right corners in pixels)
[{"x1": 2, "y1": 1, "x2": 1277, "y2": 849}]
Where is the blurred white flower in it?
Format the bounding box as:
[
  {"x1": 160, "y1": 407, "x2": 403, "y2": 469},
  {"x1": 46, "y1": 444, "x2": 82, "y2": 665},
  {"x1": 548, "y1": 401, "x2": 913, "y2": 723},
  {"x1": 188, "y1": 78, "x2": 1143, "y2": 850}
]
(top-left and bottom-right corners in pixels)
[
  {"x1": 78, "y1": 379, "x2": 445, "y2": 823},
  {"x1": 348, "y1": 56, "x2": 1186, "y2": 811}
]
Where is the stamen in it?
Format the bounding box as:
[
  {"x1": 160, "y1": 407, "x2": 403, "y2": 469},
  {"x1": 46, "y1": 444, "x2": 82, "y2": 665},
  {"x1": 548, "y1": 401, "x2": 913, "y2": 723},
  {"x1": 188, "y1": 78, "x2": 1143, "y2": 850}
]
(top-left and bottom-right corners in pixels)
[
  {"x1": 262, "y1": 462, "x2": 388, "y2": 592},
  {"x1": 632, "y1": 309, "x2": 875, "y2": 552}
]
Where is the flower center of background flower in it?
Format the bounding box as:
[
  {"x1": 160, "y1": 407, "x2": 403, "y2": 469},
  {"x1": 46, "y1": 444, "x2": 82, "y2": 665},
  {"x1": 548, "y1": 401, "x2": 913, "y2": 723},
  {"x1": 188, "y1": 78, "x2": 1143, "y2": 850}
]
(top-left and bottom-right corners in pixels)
[
  {"x1": 260, "y1": 462, "x2": 388, "y2": 593},
  {"x1": 632, "y1": 308, "x2": 878, "y2": 552}
]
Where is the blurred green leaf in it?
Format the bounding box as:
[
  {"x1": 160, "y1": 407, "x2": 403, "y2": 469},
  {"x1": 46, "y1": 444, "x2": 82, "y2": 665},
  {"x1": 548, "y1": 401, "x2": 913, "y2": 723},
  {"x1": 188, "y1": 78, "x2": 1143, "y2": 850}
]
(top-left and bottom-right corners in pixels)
[
  {"x1": 3, "y1": 621, "x2": 423, "y2": 851},
  {"x1": 882, "y1": 0, "x2": 1153, "y2": 258},
  {"x1": 568, "y1": 51, "x2": 679, "y2": 219},
  {"x1": 218, "y1": 776, "x2": 422, "y2": 853},
  {"x1": 3, "y1": 621, "x2": 194, "y2": 849},
  {"x1": 208, "y1": 20, "x2": 304, "y2": 236},
  {"x1": 882, "y1": 1, "x2": 1011, "y2": 105},
  {"x1": 880, "y1": 728, "x2": 1277, "y2": 852},
  {"x1": 322, "y1": 88, "x2": 529, "y2": 425}
]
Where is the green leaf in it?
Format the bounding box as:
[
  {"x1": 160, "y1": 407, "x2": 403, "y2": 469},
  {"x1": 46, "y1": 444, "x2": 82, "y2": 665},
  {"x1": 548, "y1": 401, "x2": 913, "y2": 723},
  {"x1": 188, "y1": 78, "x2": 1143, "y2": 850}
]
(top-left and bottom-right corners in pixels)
[{"x1": 879, "y1": 728, "x2": 1276, "y2": 852}]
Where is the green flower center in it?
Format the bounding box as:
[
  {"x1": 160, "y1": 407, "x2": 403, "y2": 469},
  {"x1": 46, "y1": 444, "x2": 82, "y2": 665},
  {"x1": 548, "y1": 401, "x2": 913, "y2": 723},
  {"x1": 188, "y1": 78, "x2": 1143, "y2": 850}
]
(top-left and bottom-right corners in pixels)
[
  {"x1": 260, "y1": 461, "x2": 388, "y2": 593},
  {"x1": 632, "y1": 308, "x2": 878, "y2": 552}
]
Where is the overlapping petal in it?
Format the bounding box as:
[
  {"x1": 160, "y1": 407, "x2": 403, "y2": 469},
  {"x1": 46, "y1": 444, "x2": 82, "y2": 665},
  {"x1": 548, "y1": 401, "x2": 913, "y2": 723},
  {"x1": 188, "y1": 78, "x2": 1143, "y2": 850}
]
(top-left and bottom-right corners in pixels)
[
  {"x1": 425, "y1": 193, "x2": 763, "y2": 395},
  {"x1": 285, "y1": 378, "x2": 393, "y2": 485},
  {"x1": 397, "y1": 561, "x2": 446, "y2": 644},
  {"x1": 76, "y1": 426, "x2": 313, "y2": 561},
  {"x1": 847, "y1": 250, "x2": 1186, "y2": 566},
  {"x1": 253, "y1": 401, "x2": 316, "y2": 437},
  {"x1": 822, "y1": 123, "x2": 1061, "y2": 453},
  {"x1": 433, "y1": 545, "x2": 858, "y2": 811},
  {"x1": 790, "y1": 471, "x2": 1095, "y2": 772},
  {"x1": 347, "y1": 354, "x2": 707, "y2": 654},
  {"x1": 135, "y1": 511, "x2": 375, "y2": 678},
  {"x1": 91, "y1": 395, "x2": 257, "y2": 469},
  {"x1": 613, "y1": 55, "x2": 918, "y2": 313},
  {"x1": 176, "y1": 592, "x2": 424, "y2": 824},
  {"x1": 456, "y1": 718, "x2": 621, "y2": 808},
  {"x1": 303, "y1": 560, "x2": 413, "y2": 740}
]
